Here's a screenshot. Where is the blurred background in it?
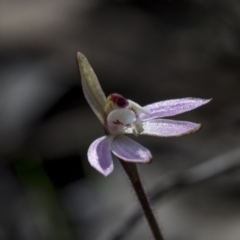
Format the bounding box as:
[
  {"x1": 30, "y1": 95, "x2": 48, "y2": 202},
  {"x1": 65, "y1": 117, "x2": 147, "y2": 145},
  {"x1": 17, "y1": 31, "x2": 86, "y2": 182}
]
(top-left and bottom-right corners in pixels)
[{"x1": 1, "y1": 0, "x2": 240, "y2": 239}]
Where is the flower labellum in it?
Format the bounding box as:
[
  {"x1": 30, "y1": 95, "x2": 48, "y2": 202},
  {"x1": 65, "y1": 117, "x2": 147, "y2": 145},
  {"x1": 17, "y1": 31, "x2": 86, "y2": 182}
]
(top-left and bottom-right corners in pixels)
[{"x1": 77, "y1": 52, "x2": 211, "y2": 176}]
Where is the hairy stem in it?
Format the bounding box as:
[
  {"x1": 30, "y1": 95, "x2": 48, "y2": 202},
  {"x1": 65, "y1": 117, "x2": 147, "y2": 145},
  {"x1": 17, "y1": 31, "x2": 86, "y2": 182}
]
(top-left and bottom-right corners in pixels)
[{"x1": 120, "y1": 160, "x2": 164, "y2": 240}]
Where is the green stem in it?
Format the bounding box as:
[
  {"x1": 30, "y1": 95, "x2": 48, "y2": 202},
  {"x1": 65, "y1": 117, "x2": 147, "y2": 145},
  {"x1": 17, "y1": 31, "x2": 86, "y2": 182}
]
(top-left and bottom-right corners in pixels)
[{"x1": 120, "y1": 160, "x2": 164, "y2": 240}]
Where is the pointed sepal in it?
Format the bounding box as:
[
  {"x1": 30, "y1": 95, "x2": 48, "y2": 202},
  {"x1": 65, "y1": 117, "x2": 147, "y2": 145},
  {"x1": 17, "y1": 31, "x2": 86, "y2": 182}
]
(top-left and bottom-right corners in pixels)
[{"x1": 77, "y1": 52, "x2": 106, "y2": 123}]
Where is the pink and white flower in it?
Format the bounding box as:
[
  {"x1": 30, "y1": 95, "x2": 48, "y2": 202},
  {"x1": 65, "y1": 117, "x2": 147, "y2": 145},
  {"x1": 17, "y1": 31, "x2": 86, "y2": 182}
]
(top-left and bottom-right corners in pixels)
[{"x1": 77, "y1": 52, "x2": 211, "y2": 176}]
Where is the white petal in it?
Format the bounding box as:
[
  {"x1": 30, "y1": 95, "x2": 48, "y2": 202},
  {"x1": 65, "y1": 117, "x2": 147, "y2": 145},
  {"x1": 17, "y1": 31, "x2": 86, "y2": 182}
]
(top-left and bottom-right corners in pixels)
[
  {"x1": 77, "y1": 52, "x2": 106, "y2": 124},
  {"x1": 87, "y1": 136, "x2": 114, "y2": 176},
  {"x1": 107, "y1": 109, "x2": 136, "y2": 134},
  {"x1": 142, "y1": 119, "x2": 201, "y2": 137},
  {"x1": 111, "y1": 135, "x2": 152, "y2": 163}
]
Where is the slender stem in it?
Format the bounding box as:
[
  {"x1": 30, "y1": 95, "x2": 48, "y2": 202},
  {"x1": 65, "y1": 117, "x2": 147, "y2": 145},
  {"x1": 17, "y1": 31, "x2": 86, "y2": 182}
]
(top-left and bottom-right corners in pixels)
[{"x1": 120, "y1": 160, "x2": 164, "y2": 240}]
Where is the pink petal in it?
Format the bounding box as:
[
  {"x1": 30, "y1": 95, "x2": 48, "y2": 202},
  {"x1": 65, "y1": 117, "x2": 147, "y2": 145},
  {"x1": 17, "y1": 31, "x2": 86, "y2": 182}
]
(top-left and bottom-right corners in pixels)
[
  {"x1": 142, "y1": 119, "x2": 201, "y2": 137},
  {"x1": 140, "y1": 98, "x2": 211, "y2": 121},
  {"x1": 111, "y1": 135, "x2": 152, "y2": 163},
  {"x1": 87, "y1": 136, "x2": 114, "y2": 176}
]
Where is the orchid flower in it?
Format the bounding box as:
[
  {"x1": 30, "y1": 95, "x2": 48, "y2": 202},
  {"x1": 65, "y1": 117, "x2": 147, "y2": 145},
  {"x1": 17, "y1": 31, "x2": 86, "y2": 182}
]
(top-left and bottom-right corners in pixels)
[{"x1": 77, "y1": 52, "x2": 211, "y2": 177}]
